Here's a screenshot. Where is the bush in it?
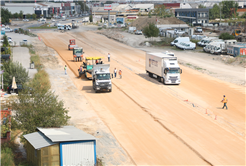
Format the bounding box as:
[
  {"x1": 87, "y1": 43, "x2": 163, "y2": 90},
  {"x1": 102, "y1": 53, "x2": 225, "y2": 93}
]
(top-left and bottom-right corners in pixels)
[
  {"x1": 1, "y1": 147, "x2": 15, "y2": 166},
  {"x1": 190, "y1": 39, "x2": 200, "y2": 45},
  {"x1": 219, "y1": 32, "x2": 235, "y2": 40},
  {"x1": 98, "y1": 27, "x2": 102, "y2": 30}
]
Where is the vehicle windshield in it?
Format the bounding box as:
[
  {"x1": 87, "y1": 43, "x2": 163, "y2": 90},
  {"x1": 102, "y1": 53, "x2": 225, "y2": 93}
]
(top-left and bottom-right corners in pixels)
[
  {"x1": 217, "y1": 47, "x2": 220, "y2": 50},
  {"x1": 96, "y1": 73, "x2": 110, "y2": 80},
  {"x1": 167, "y1": 68, "x2": 180, "y2": 74},
  {"x1": 74, "y1": 49, "x2": 82, "y2": 54},
  {"x1": 174, "y1": 40, "x2": 178, "y2": 43}
]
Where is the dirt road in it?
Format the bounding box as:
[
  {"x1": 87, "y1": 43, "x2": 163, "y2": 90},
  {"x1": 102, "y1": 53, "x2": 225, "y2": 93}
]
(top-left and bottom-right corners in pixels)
[{"x1": 38, "y1": 31, "x2": 245, "y2": 165}]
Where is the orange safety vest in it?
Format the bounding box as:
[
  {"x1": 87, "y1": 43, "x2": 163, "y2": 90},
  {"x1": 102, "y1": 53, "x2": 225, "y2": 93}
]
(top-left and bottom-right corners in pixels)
[
  {"x1": 119, "y1": 70, "x2": 122, "y2": 75},
  {"x1": 222, "y1": 97, "x2": 228, "y2": 103}
]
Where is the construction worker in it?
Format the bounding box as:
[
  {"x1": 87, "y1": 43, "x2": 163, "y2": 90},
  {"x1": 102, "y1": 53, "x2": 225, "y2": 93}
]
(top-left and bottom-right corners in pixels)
[
  {"x1": 221, "y1": 95, "x2": 228, "y2": 109},
  {"x1": 119, "y1": 69, "x2": 122, "y2": 79},
  {"x1": 108, "y1": 53, "x2": 110, "y2": 62},
  {"x1": 114, "y1": 68, "x2": 117, "y2": 78},
  {"x1": 64, "y1": 65, "x2": 67, "y2": 75}
]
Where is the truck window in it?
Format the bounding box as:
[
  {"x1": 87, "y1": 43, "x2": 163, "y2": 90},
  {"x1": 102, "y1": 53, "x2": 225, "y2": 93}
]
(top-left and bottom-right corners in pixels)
[
  {"x1": 74, "y1": 49, "x2": 82, "y2": 54},
  {"x1": 167, "y1": 68, "x2": 180, "y2": 74},
  {"x1": 174, "y1": 40, "x2": 178, "y2": 43},
  {"x1": 96, "y1": 73, "x2": 110, "y2": 80}
]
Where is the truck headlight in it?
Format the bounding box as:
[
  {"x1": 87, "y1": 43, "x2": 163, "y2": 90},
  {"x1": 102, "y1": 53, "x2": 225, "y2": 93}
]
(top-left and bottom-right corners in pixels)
[{"x1": 96, "y1": 82, "x2": 99, "y2": 85}]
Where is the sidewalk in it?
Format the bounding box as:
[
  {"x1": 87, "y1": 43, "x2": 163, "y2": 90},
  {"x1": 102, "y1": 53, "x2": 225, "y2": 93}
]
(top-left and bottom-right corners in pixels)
[{"x1": 12, "y1": 47, "x2": 37, "y2": 79}]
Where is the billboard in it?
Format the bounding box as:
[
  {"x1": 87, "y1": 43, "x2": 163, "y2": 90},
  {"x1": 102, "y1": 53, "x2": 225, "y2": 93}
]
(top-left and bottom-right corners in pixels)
[
  {"x1": 116, "y1": 17, "x2": 125, "y2": 24},
  {"x1": 104, "y1": 4, "x2": 112, "y2": 10}
]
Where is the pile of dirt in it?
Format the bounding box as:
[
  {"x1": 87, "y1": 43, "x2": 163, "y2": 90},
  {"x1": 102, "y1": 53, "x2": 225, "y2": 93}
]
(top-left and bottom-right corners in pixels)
[{"x1": 130, "y1": 16, "x2": 186, "y2": 30}]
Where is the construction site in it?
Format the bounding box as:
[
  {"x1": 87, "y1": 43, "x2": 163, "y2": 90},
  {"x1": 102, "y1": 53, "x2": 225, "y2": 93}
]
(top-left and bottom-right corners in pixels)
[{"x1": 35, "y1": 23, "x2": 245, "y2": 165}]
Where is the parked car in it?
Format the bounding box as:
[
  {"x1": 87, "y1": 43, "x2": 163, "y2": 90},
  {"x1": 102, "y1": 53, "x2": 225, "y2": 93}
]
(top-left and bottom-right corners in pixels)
[
  {"x1": 7, "y1": 84, "x2": 23, "y2": 94},
  {"x1": 5, "y1": 28, "x2": 13, "y2": 32},
  {"x1": 23, "y1": 19, "x2": 29, "y2": 22},
  {"x1": 135, "y1": 30, "x2": 143, "y2": 35},
  {"x1": 171, "y1": 37, "x2": 190, "y2": 46}
]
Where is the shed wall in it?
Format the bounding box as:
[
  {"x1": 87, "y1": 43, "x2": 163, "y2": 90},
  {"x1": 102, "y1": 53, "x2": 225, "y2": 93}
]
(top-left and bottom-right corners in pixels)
[
  {"x1": 26, "y1": 141, "x2": 41, "y2": 166},
  {"x1": 60, "y1": 140, "x2": 96, "y2": 166},
  {"x1": 41, "y1": 144, "x2": 60, "y2": 166}
]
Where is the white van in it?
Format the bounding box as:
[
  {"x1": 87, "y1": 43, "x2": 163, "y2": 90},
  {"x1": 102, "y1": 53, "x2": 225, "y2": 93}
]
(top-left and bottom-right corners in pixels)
[
  {"x1": 177, "y1": 41, "x2": 196, "y2": 50},
  {"x1": 224, "y1": 40, "x2": 237, "y2": 46},
  {"x1": 57, "y1": 24, "x2": 64, "y2": 30},
  {"x1": 171, "y1": 37, "x2": 190, "y2": 46},
  {"x1": 198, "y1": 37, "x2": 218, "y2": 47}
]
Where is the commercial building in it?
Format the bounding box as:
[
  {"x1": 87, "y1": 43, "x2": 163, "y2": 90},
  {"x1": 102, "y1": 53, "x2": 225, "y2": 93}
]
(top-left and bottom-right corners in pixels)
[
  {"x1": 227, "y1": 43, "x2": 246, "y2": 57},
  {"x1": 24, "y1": 126, "x2": 96, "y2": 166},
  {"x1": 175, "y1": 8, "x2": 209, "y2": 25}
]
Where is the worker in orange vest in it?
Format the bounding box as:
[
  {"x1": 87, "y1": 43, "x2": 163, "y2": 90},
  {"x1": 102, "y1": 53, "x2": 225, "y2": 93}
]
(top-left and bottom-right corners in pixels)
[
  {"x1": 221, "y1": 95, "x2": 228, "y2": 109},
  {"x1": 119, "y1": 69, "x2": 122, "y2": 79}
]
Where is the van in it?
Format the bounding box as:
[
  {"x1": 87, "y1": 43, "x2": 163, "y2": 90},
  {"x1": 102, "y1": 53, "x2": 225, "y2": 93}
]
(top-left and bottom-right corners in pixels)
[
  {"x1": 171, "y1": 37, "x2": 190, "y2": 46},
  {"x1": 176, "y1": 41, "x2": 196, "y2": 50},
  {"x1": 198, "y1": 37, "x2": 218, "y2": 47},
  {"x1": 57, "y1": 24, "x2": 64, "y2": 30},
  {"x1": 224, "y1": 40, "x2": 237, "y2": 46}
]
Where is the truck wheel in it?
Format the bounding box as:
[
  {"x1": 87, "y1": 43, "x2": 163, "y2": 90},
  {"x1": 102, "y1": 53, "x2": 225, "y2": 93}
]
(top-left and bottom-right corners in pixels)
[
  {"x1": 95, "y1": 90, "x2": 99, "y2": 93},
  {"x1": 109, "y1": 89, "x2": 112, "y2": 92},
  {"x1": 158, "y1": 76, "x2": 161, "y2": 82},
  {"x1": 163, "y1": 78, "x2": 166, "y2": 85},
  {"x1": 148, "y1": 72, "x2": 152, "y2": 78}
]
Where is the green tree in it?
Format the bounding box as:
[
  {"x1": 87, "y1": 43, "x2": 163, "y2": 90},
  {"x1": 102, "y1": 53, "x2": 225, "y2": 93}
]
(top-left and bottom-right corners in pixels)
[
  {"x1": 198, "y1": 4, "x2": 206, "y2": 8},
  {"x1": 105, "y1": 1, "x2": 113, "y2": 4},
  {"x1": 2, "y1": 61, "x2": 29, "y2": 90},
  {"x1": 154, "y1": 5, "x2": 173, "y2": 18},
  {"x1": 19, "y1": 10, "x2": 23, "y2": 19},
  {"x1": 221, "y1": 1, "x2": 238, "y2": 18},
  {"x1": 209, "y1": 4, "x2": 220, "y2": 19},
  {"x1": 1, "y1": 8, "x2": 12, "y2": 24},
  {"x1": 2, "y1": 35, "x2": 10, "y2": 47},
  {"x1": 76, "y1": 1, "x2": 89, "y2": 12},
  {"x1": 26, "y1": 13, "x2": 31, "y2": 19},
  {"x1": 143, "y1": 23, "x2": 159, "y2": 39},
  {"x1": 241, "y1": 12, "x2": 246, "y2": 18},
  {"x1": 89, "y1": 15, "x2": 93, "y2": 22},
  {"x1": 13, "y1": 12, "x2": 19, "y2": 18},
  {"x1": 11, "y1": 81, "x2": 70, "y2": 136},
  {"x1": 219, "y1": 32, "x2": 235, "y2": 40},
  {"x1": 32, "y1": 13, "x2": 37, "y2": 20}
]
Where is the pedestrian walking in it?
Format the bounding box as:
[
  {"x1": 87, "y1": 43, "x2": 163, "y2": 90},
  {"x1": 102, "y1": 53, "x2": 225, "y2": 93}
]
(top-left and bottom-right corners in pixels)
[
  {"x1": 119, "y1": 69, "x2": 122, "y2": 79},
  {"x1": 64, "y1": 65, "x2": 67, "y2": 75},
  {"x1": 108, "y1": 53, "x2": 110, "y2": 62},
  {"x1": 221, "y1": 95, "x2": 228, "y2": 109},
  {"x1": 114, "y1": 68, "x2": 117, "y2": 78}
]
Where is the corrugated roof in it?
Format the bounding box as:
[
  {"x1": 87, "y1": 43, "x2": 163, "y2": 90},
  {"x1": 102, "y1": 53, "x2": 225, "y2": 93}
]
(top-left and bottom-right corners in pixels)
[
  {"x1": 37, "y1": 126, "x2": 96, "y2": 143},
  {"x1": 23, "y1": 132, "x2": 56, "y2": 149}
]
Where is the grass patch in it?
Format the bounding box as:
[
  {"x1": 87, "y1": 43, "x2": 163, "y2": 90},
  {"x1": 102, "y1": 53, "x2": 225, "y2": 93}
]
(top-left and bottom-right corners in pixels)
[
  {"x1": 186, "y1": 63, "x2": 192, "y2": 66},
  {"x1": 98, "y1": 27, "x2": 102, "y2": 30},
  {"x1": 227, "y1": 58, "x2": 236, "y2": 64},
  {"x1": 29, "y1": 24, "x2": 57, "y2": 29}
]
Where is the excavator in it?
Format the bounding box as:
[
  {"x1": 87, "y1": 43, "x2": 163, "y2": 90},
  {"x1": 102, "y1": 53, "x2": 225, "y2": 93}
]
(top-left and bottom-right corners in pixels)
[{"x1": 235, "y1": 19, "x2": 246, "y2": 42}]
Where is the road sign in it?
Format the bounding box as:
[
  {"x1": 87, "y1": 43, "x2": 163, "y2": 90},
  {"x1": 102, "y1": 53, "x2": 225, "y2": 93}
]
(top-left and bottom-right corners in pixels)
[{"x1": 104, "y1": 4, "x2": 112, "y2": 10}]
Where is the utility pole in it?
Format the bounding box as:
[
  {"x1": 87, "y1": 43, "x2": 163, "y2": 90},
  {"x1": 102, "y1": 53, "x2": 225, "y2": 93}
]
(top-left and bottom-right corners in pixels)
[{"x1": 220, "y1": 3, "x2": 221, "y2": 25}]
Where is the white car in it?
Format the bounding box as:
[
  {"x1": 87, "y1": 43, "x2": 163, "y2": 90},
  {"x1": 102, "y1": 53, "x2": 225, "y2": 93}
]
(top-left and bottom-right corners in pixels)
[
  {"x1": 52, "y1": 19, "x2": 56, "y2": 22},
  {"x1": 135, "y1": 30, "x2": 143, "y2": 35},
  {"x1": 5, "y1": 28, "x2": 13, "y2": 32},
  {"x1": 23, "y1": 19, "x2": 29, "y2": 22}
]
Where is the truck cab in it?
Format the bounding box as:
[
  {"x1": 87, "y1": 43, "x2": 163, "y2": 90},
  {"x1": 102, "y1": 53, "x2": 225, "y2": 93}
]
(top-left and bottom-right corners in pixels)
[
  {"x1": 92, "y1": 64, "x2": 112, "y2": 93},
  {"x1": 163, "y1": 58, "x2": 182, "y2": 84},
  {"x1": 82, "y1": 57, "x2": 103, "y2": 79},
  {"x1": 73, "y1": 47, "x2": 84, "y2": 61}
]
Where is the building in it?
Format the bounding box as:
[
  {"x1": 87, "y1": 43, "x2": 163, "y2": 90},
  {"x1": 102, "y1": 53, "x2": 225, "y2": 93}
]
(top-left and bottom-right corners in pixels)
[
  {"x1": 24, "y1": 126, "x2": 96, "y2": 166},
  {"x1": 175, "y1": 8, "x2": 209, "y2": 25}
]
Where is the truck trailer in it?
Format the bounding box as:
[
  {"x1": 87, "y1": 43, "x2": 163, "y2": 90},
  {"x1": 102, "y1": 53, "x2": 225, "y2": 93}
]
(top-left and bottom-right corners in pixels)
[
  {"x1": 92, "y1": 64, "x2": 112, "y2": 93},
  {"x1": 145, "y1": 52, "x2": 182, "y2": 85}
]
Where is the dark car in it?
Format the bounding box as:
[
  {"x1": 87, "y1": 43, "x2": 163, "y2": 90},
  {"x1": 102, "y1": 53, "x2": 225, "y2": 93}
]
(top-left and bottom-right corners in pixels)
[{"x1": 7, "y1": 84, "x2": 23, "y2": 94}]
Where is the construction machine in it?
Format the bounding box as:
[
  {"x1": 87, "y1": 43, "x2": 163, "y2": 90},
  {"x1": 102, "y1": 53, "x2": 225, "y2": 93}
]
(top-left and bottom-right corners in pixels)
[
  {"x1": 72, "y1": 20, "x2": 79, "y2": 29},
  {"x1": 73, "y1": 47, "x2": 84, "y2": 62},
  {"x1": 68, "y1": 39, "x2": 77, "y2": 50},
  {"x1": 235, "y1": 19, "x2": 246, "y2": 42},
  {"x1": 80, "y1": 57, "x2": 103, "y2": 79}
]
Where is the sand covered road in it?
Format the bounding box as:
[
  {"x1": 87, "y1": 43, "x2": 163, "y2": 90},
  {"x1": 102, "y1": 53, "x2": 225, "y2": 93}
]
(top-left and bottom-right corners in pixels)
[{"x1": 38, "y1": 31, "x2": 245, "y2": 165}]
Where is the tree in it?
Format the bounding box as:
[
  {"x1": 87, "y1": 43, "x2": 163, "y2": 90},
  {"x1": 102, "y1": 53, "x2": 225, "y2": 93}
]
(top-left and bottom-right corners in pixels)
[
  {"x1": 219, "y1": 32, "x2": 235, "y2": 40},
  {"x1": 19, "y1": 10, "x2": 23, "y2": 19},
  {"x1": 221, "y1": 1, "x2": 238, "y2": 18},
  {"x1": 76, "y1": 1, "x2": 89, "y2": 13},
  {"x1": 89, "y1": 15, "x2": 92, "y2": 22},
  {"x1": 241, "y1": 12, "x2": 246, "y2": 18},
  {"x1": 32, "y1": 13, "x2": 37, "y2": 20},
  {"x1": 142, "y1": 23, "x2": 159, "y2": 39},
  {"x1": 153, "y1": 5, "x2": 173, "y2": 18},
  {"x1": 209, "y1": 4, "x2": 220, "y2": 19},
  {"x1": 148, "y1": 11, "x2": 152, "y2": 18},
  {"x1": 1, "y1": 8, "x2": 12, "y2": 24},
  {"x1": 2, "y1": 35, "x2": 10, "y2": 47},
  {"x1": 11, "y1": 81, "x2": 70, "y2": 136},
  {"x1": 26, "y1": 14, "x2": 31, "y2": 19},
  {"x1": 2, "y1": 61, "x2": 29, "y2": 90},
  {"x1": 13, "y1": 12, "x2": 19, "y2": 18},
  {"x1": 105, "y1": 1, "x2": 113, "y2": 4},
  {"x1": 198, "y1": 4, "x2": 206, "y2": 8}
]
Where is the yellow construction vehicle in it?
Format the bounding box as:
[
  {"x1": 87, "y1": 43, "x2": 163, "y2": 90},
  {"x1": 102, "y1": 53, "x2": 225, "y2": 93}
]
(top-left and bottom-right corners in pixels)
[{"x1": 232, "y1": 29, "x2": 242, "y2": 36}]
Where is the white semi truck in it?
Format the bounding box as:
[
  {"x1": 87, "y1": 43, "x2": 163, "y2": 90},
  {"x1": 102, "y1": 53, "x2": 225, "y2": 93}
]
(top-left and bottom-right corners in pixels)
[
  {"x1": 92, "y1": 64, "x2": 112, "y2": 93},
  {"x1": 145, "y1": 52, "x2": 182, "y2": 85}
]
